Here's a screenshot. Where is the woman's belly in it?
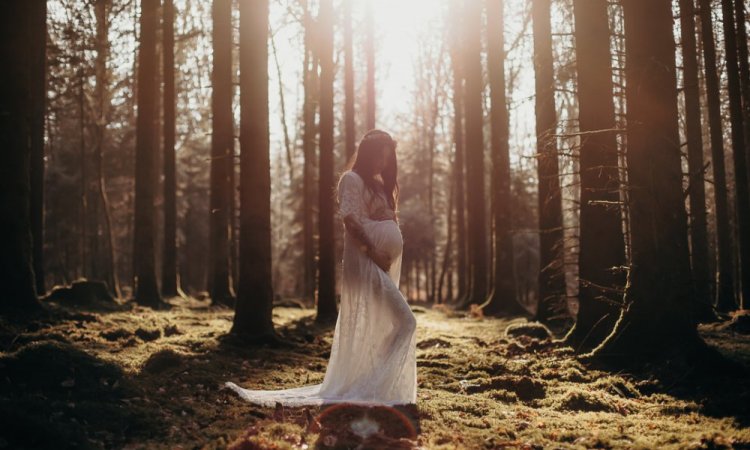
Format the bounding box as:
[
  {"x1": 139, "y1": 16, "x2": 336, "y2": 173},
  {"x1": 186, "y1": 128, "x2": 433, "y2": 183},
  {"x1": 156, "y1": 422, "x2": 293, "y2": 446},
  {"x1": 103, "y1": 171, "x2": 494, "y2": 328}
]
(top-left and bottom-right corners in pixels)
[{"x1": 363, "y1": 219, "x2": 403, "y2": 260}]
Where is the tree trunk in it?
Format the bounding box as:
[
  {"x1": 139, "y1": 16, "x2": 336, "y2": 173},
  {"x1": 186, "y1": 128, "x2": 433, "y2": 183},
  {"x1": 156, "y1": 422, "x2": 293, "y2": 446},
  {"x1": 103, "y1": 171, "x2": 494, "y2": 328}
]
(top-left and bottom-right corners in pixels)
[
  {"x1": 563, "y1": 0, "x2": 626, "y2": 350},
  {"x1": 210, "y1": 0, "x2": 236, "y2": 306},
  {"x1": 270, "y1": 32, "x2": 295, "y2": 183},
  {"x1": 437, "y1": 170, "x2": 454, "y2": 304},
  {"x1": 232, "y1": 0, "x2": 278, "y2": 341},
  {"x1": 302, "y1": 1, "x2": 318, "y2": 304},
  {"x1": 94, "y1": 0, "x2": 121, "y2": 299},
  {"x1": 134, "y1": 0, "x2": 162, "y2": 307},
  {"x1": 30, "y1": 0, "x2": 47, "y2": 296},
  {"x1": 698, "y1": 0, "x2": 736, "y2": 311},
  {"x1": 532, "y1": 0, "x2": 565, "y2": 323},
  {"x1": 162, "y1": 0, "x2": 180, "y2": 298},
  {"x1": 79, "y1": 54, "x2": 88, "y2": 280},
  {"x1": 365, "y1": 0, "x2": 376, "y2": 130},
  {"x1": 461, "y1": 0, "x2": 488, "y2": 309},
  {"x1": 484, "y1": 0, "x2": 526, "y2": 317},
  {"x1": 316, "y1": 0, "x2": 337, "y2": 323},
  {"x1": 344, "y1": 0, "x2": 356, "y2": 162},
  {"x1": 0, "y1": 0, "x2": 44, "y2": 313},
  {"x1": 590, "y1": 0, "x2": 702, "y2": 359},
  {"x1": 735, "y1": 0, "x2": 750, "y2": 188},
  {"x1": 449, "y1": 3, "x2": 468, "y2": 303},
  {"x1": 679, "y1": 0, "x2": 716, "y2": 320},
  {"x1": 721, "y1": 0, "x2": 750, "y2": 310}
]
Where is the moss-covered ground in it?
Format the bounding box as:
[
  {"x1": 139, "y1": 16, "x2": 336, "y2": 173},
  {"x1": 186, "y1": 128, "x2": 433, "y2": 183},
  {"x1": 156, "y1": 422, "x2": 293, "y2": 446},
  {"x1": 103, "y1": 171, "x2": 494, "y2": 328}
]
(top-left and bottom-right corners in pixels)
[{"x1": 1, "y1": 297, "x2": 749, "y2": 449}]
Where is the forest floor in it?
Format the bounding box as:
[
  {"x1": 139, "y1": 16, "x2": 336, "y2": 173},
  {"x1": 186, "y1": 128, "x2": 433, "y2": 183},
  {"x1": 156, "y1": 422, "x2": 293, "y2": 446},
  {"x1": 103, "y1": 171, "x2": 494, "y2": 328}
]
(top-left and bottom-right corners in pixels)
[{"x1": 1, "y1": 294, "x2": 750, "y2": 449}]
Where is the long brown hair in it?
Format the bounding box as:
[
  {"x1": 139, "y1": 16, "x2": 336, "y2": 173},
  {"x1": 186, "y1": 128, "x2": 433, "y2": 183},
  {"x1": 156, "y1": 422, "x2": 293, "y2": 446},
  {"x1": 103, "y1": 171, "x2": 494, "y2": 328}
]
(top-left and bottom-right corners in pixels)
[{"x1": 343, "y1": 129, "x2": 400, "y2": 212}]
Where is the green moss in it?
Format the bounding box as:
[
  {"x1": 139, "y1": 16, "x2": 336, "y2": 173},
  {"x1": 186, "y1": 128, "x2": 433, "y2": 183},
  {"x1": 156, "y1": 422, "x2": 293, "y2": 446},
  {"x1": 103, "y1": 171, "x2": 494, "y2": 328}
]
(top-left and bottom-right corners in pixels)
[{"x1": 1, "y1": 303, "x2": 748, "y2": 449}]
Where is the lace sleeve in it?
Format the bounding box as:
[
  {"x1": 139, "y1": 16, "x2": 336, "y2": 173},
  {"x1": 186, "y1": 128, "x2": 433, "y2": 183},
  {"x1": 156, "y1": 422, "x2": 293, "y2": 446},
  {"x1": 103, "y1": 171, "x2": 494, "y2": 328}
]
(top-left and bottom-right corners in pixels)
[{"x1": 337, "y1": 171, "x2": 366, "y2": 223}]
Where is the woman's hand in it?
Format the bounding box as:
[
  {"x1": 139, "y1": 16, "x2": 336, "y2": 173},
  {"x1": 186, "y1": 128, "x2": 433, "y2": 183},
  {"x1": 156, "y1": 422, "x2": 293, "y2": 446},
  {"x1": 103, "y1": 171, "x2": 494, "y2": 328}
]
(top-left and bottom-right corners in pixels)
[{"x1": 368, "y1": 247, "x2": 392, "y2": 272}]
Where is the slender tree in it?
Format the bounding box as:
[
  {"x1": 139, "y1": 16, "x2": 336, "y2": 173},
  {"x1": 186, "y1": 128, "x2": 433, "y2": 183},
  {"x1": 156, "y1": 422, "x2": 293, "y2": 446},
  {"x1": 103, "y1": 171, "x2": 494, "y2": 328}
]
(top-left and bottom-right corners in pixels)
[
  {"x1": 232, "y1": 0, "x2": 279, "y2": 342},
  {"x1": 133, "y1": 0, "x2": 162, "y2": 307},
  {"x1": 365, "y1": 0, "x2": 376, "y2": 130},
  {"x1": 209, "y1": 0, "x2": 236, "y2": 306},
  {"x1": 564, "y1": 0, "x2": 626, "y2": 350},
  {"x1": 532, "y1": 0, "x2": 565, "y2": 323},
  {"x1": 93, "y1": 0, "x2": 121, "y2": 298},
  {"x1": 461, "y1": 0, "x2": 488, "y2": 308},
  {"x1": 30, "y1": 0, "x2": 47, "y2": 296},
  {"x1": 344, "y1": 0, "x2": 356, "y2": 162},
  {"x1": 162, "y1": 0, "x2": 180, "y2": 298},
  {"x1": 698, "y1": 0, "x2": 736, "y2": 311},
  {"x1": 484, "y1": 0, "x2": 525, "y2": 316},
  {"x1": 0, "y1": 0, "x2": 45, "y2": 312},
  {"x1": 302, "y1": 0, "x2": 318, "y2": 304},
  {"x1": 317, "y1": 0, "x2": 337, "y2": 323},
  {"x1": 721, "y1": 0, "x2": 750, "y2": 309},
  {"x1": 679, "y1": 0, "x2": 715, "y2": 319},
  {"x1": 590, "y1": 0, "x2": 701, "y2": 358},
  {"x1": 735, "y1": 0, "x2": 750, "y2": 184},
  {"x1": 449, "y1": 0, "x2": 467, "y2": 303}
]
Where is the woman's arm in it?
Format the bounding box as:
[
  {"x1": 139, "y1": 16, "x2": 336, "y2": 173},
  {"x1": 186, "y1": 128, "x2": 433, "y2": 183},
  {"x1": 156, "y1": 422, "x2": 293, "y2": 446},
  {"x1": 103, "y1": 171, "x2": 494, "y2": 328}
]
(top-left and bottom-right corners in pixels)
[{"x1": 343, "y1": 213, "x2": 392, "y2": 272}]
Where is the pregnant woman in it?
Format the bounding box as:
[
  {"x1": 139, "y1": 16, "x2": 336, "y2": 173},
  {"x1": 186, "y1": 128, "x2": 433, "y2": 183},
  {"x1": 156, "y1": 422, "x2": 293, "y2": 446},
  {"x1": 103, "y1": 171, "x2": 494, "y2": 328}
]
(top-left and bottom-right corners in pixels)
[{"x1": 225, "y1": 129, "x2": 417, "y2": 407}]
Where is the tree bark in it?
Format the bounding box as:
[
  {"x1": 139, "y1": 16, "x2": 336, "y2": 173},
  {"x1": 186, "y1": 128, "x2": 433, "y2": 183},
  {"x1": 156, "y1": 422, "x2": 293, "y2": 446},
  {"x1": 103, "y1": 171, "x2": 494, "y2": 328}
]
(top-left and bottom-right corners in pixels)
[
  {"x1": 459, "y1": 0, "x2": 488, "y2": 309},
  {"x1": 94, "y1": 0, "x2": 121, "y2": 299},
  {"x1": 316, "y1": 0, "x2": 337, "y2": 323},
  {"x1": 162, "y1": 0, "x2": 180, "y2": 298},
  {"x1": 679, "y1": 0, "x2": 716, "y2": 320},
  {"x1": 210, "y1": 0, "x2": 236, "y2": 306},
  {"x1": 735, "y1": 0, "x2": 750, "y2": 189},
  {"x1": 0, "y1": 0, "x2": 44, "y2": 312},
  {"x1": 344, "y1": 0, "x2": 356, "y2": 162},
  {"x1": 134, "y1": 0, "x2": 162, "y2": 307},
  {"x1": 449, "y1": 0, "x2": 467, "y2": 303},
  {"x1": 721, "y1": 0, "x2": 750, "y2": 310},
  {"x1": 232, "y1": 0, "x2": 278, "y2": 341},
  {"x1": 302, "y1": 1, "x2": 318, "y2": 304},
  {"x1": 270, "y1": 32, "x2": 295, "y2": 183},
  {"x1": 30, "y1": 0, "x2": 47, "y2": 296},
  {"x1": 698, "y1": 0, "x2": 736, "y2": 311},
  {"x1": 590, "y1": 0, "x2": 701, "y2": 359},
  {"x1": 484, "y1": 0, "x2": 526, "y2": 316},
  {"x1": 564, "y1": 0, "x2": 627, "y2": 350},
  {"x1": 365, "y1": 0, "x2": 376, "y2": 130},
  {"x1": 532, "y1": 0, "x2": 565, "y2": 323}
]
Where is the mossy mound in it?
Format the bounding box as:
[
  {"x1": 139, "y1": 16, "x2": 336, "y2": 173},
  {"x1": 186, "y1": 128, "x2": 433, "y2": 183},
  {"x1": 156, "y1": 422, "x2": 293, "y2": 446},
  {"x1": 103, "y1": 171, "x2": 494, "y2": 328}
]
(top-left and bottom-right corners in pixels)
[
  {"x1": 0, "y1": 340, "x2": 155, "y2": 449},
  {"x1": 464, "y1": 375, "x2": 546, "y2": 402},
  {"x1": 142, "y1": 348, "x2": 185, "y2": 374},
  {"x1": 504, "y1": 321, "x2": 553, "y2": 341},
  {"x1": 591, "y1": 376, "x2": 641, "y2": 399},
  {"x1": 0, "y1": 340, "x2": 123, "y2": 397},
  {"x1": 135, "y1": 326, "x2": 162, "y2": 342},
  {"x1": 42, "y1": 279, "x2": 116, "y2": 307},
  {"x1": 724, "y1": 310, "x2": 750, "y2": 334},
  {"x1": 555, "y1": 388, "x2": 628, "y2": 414}
]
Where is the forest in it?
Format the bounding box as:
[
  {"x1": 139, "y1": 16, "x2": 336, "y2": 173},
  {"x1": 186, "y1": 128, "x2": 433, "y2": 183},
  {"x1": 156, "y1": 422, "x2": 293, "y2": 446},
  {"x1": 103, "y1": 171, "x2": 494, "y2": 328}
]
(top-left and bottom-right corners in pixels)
[{"x1": 1, "y1": 0, "x2": 750, "y2": 448}]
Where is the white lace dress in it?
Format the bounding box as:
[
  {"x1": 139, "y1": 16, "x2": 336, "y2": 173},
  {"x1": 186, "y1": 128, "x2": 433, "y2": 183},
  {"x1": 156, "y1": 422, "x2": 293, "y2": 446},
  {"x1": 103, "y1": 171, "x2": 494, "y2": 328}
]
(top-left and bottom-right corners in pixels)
[{"x1": 225, "y1": 170, "x2": 417, "y2": 407}]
